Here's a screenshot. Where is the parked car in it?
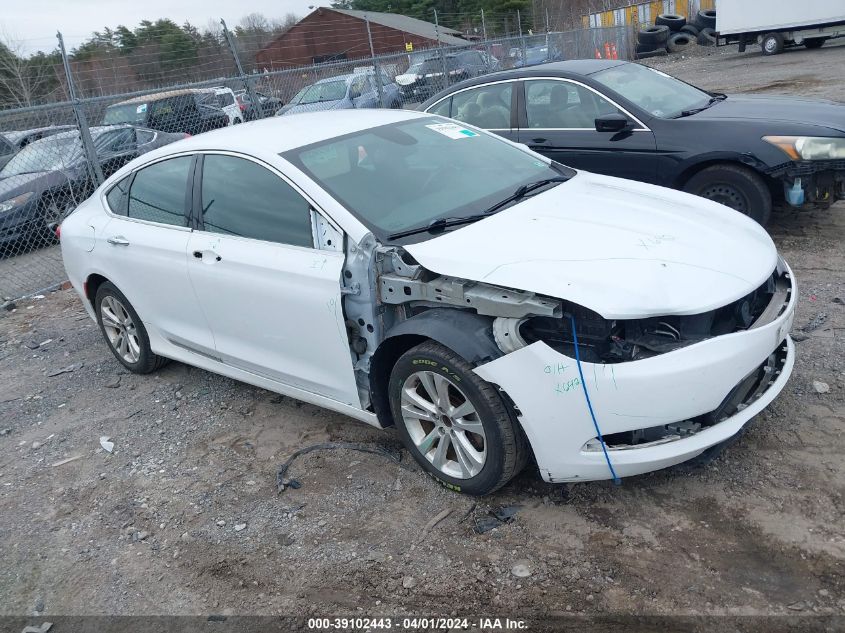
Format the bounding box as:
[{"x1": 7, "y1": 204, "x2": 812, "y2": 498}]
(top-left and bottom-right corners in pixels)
[
  {"x1": 0, "y1": 125, "x2": 77, "y2": 170},
  {"x1": 395, "y1": 50, "x2": 493, "y2": 102},
  {"x1": 197, "y1": 87, "x2": 243, "y2": 125},
  {"x1": 0, "y1": 125, "x2": 184, "y2": 253},
  {"x1": 59, "y1": 111, "x2": 795, "y2": 495},
  {"x1": 102, "y1": 90, "x2": 229, "y2": 136},
  {"x1": 512, "y1": 44, "x2": 564, "y2": 68},
  {"x1": 235, "y1": 90, "x2": 285, "y2": 121},
  {"x1": 421, "y1": 59, "x2": 845, "y2": 224},
  {"x1": 277, "y1": 72, "x2": 401, "y2": 115}
]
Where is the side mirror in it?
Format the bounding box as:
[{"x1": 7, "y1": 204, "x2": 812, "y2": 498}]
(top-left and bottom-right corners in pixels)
[{"x1": 595, "y1": 113, "x2": 631, "y2": 133}]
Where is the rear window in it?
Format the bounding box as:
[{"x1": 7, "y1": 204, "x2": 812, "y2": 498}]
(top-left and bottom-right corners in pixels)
[
  {"x1": 103, "y1": 103, "x2": 148, "y2": 125},
  {"x1": 0, "y1": 135, "x2": 13, "y2": 156}
]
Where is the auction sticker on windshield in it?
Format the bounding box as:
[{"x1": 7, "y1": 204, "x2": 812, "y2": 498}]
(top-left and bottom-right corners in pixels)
[{"x1": 426, "y1": 122, "x2": 478, "y2": 139}]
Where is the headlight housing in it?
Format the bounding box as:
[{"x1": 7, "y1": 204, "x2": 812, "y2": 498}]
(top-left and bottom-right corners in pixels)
[
  {"x1": 0, "y1": 192, "x2": 35, "y2": 213},
  {"x1": 763, "y1": 136, "x2": 845, "y2": 160}
]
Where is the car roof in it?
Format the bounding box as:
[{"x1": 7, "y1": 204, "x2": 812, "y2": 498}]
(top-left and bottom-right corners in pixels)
[
  {"x1": 454, "y1": 59, "x2": 628, "y2": 83},
  {"x1": 314, "y1": 72, "x2": 373, "y2": 85},
  {"x1": 3, "y1": 125, "x2": 76, "y2": 145},
  {"x1": 23, "y1": 124, "x2": 134, "y2": 146},
  {"x1": 109, "y1": 89, "x2": 212, "y2": 106},
  {"x1": 139, "y1": 110, "x2": 429, "y2": 160}
]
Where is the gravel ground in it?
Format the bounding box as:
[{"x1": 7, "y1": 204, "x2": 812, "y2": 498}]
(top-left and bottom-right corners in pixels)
[{"x1": 1, "y1": 46, "x2": 844, "y2": 621}]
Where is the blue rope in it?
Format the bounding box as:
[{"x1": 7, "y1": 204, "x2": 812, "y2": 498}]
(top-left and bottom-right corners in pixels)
[{"x1": 569, "y1": 313, "x2": 621, "y2": 485}]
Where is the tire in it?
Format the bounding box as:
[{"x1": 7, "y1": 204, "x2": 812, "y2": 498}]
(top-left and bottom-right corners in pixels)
[
  {"x1": 636, "y1": 48, "x2": 668, "y2": 59},
  {"x1": 95, "y1": 281, "x2": 169, "y2": 374},
  {"x1": 761, "y1": 32, "x2": 785, "y2": 55},
  {"x1": 638, "y1": 25, "x2": 671, "y2": 48},
  {"x1": 694, "y1": 9, "x2": 717, "y2": 30},
  {"x1": 668, "y1": 32, "x2": 695, "y2": 53},
  {"x1": 683, "y1": 164, "x2": 772, "y2": 225},
  {"x1": 388, "y1": 340, "x2": 527, "y2": 496},
  {"x1": 804, "y1": 38, "x2": 826, "y2": 49},
  {"x1": 697, "y1": 27, "x2": 717, "y2": 47},
  {"x1": 656, "y1": 14, "x2": 686, "y2": 32},
  {"x1": 680, "y1": 24, "x2": 700, "y2": 37}
]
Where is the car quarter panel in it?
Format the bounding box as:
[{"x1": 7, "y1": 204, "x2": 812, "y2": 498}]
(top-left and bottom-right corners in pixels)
[{"x1": 474, "y1": 264, "x2": 796, "y2": 482}]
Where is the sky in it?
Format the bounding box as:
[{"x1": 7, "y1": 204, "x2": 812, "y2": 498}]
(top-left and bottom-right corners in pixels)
[{"x1": 2, "y1": 0, "x2": 319, "y2": 53}]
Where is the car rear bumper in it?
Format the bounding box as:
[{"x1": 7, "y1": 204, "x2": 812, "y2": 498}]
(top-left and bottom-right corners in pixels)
[
  {"x1": 474, "y1": 261, "x2": 797, "y2": 483},
  {"x1": 0, "y1": 200, "x2": 41, "y2": 247}
]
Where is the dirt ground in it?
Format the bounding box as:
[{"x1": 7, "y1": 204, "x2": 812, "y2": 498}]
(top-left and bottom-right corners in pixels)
[{"x1": 1, "y1": 44, "x2": 844, "y2": 622}]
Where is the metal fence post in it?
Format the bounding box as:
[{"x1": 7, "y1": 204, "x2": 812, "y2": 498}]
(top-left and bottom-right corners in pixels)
[
  {"x1": 221, "y1": 19, "x2": 264, "y2": 120},
  {"x1": 433, "y1": 9, "x2": 449, "y2": 88},
  {"x1": 517, "y1": 10, "x2": 527, "y2": 62},
  {"x1": 481, "y1": 9, "x2": 493, "y2": 68},
  {"x1": 365, "y1": 14, "x2": 386, "y2": 108},
  {"x1": 57, "y1": 31, "x2": 104, "y2": 186}
]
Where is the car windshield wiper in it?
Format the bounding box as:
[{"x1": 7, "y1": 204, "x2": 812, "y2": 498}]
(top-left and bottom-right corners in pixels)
[
  {"x1": 387, "y1": 177, "x2": 567, "y2": 241},
  {"x1": 480, "y1": 176, "x2": 568, "y2": 216},
  {"x1": 675, "y1": 95, "x2": 725, "y2": 118}
]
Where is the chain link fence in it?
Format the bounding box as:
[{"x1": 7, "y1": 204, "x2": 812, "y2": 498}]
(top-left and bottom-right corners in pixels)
[{"x1": 0, "y1": 23, "x2": 630, "y2": 304}]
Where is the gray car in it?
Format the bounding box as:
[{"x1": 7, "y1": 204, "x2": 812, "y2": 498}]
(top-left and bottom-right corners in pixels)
[
  {"x1": 277, "y1": 71, "x2": 402, "y2": 116},
  {"x1": 0, "y1": 125, "x2": 185, "y2": 254},
  {"x1": 0, "y1": 125, "x2": 77, "y2": 171}
]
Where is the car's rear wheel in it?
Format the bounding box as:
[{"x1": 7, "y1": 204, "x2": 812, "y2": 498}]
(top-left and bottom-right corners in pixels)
[
  {"x1": 389, "y1": 340, "x2": 527, "y2": 495},
  {"x1": 684, "y1": 164, "x2": 772, "y2": 225},
  {"x1": 95, "y1": 282, "x2": 169, "y2": 374}
]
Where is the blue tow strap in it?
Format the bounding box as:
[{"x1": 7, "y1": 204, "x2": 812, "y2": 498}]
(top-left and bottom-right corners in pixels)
[{"x1": 569, "y1": 313, "x2": 621, "y2": 485}]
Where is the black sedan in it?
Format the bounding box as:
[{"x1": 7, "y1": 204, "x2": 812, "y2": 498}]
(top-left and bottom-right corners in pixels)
[
  {"x1": 0, "y1": 125, "x2": 184, "y2": 254},
  {"x1": 420, "y1": 60, "x2": 845, "y2": 224}
]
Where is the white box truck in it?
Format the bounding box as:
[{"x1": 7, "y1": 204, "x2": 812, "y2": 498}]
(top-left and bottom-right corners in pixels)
[{"x1": 717, "y1": 0, "x2": 845, "y2": 55}]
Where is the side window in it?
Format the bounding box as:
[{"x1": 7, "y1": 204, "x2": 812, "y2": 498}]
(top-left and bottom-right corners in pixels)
[
  {"x1": 525, "y1": 80, "x2": 620, "y2": 129},
  {"x1": 136, "y1": 129, "x2": 156, "y2": 145},
  {"x1": 451, "y1": 83, "x2": 512, "y2": 129},
  {"x1": 0, "y1": 135, "x2": 13, "y2": 156},
  {"x1": 106, "y1": 175, "x2": 131, "y2": 216},
  {"x1": 220, "y1": 93, "x2": 235, "y2": 107},
  {"x1": 200, "y1": 155, "x2": 313, "y2": 248},
  {"x1": 127, "y1": 157, "x2": 191, "y2": 226},
  {"x1": 427, "y1": 97, "x2": 451, "y2": 118}
]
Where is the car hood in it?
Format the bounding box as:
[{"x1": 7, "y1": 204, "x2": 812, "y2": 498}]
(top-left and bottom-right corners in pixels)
[
  {"x1": 403, "y1": 171, "x2": 778, "y2": 320},
  {"x1": 690, "y1": 95, "x2": 845, "y2": 133},
  {"x1": 284, "y1": 100, "x2": 347, "y2": 114},
  {"x1": 0, "y1": 171, "x2": 57, "y2": 198}
]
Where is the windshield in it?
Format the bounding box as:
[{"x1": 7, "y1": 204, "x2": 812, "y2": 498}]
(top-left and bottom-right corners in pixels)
[
  {"x1": 298, "y1": 80, "x2": 347, "y2": 104},
  {"x1": 0, "y1": 135, "x2": 82, "y2": 176},
  {"x1": 103, "y1": 103, "x2": 148, "y2": 124},
  {"x1": 284, "y1": 117, "x2": 569, "y2": 243},
  {"x1": 592, "y1": 63, "x2": 712, "y2": 118}
]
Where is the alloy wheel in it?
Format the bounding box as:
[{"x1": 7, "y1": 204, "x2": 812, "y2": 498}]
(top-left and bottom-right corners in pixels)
[
  {"x1": 100, "y1": 296, "x2": 141, "y2": 364},
  {"x1": 399, "y1": 370, "x2": 487, "y2": 479}
]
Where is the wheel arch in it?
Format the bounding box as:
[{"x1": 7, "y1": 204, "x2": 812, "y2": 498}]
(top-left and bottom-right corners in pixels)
[
  {"x1": 369, "y1": 309, "x2": 501, "y2": 428},
  {"x1": 84, "y1": 273, "x2": 110, "y2": 308},
  {"x1": 673, "y1": 156, "x2": 776, "y2": 192}
]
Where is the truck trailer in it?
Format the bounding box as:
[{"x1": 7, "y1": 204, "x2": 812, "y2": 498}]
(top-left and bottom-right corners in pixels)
[{"x1": 717, "y1": 0, "x2": 845, "y2": 55}]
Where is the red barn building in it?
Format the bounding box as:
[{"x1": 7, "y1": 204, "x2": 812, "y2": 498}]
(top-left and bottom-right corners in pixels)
[{"x1": 255, "y1": 7, "x2": 468, "y2": 69}]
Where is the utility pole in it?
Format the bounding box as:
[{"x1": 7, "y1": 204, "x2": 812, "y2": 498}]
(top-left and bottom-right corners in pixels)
[{"x1": 364, "y1": 14, "x2": 385, "y2": 108}]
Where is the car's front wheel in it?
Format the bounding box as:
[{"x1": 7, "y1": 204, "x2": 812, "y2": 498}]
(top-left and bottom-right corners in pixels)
[
  {"x1": 389, "y1": 341, "x2": 527, "y2": 495},
  {"x1": 95, "y1": 282, "x2": 169, "y2": 374},
  {"x1": 683, "y1": 164, "x2": 772, "y2": 225}
]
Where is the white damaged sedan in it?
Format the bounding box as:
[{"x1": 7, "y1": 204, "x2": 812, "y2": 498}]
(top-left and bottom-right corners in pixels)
[{"x1": 60, "y1": 110, "x2": 795, "y2": 495}]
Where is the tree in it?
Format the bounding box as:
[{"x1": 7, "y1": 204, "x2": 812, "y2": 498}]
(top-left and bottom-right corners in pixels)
[{"x1": 0, "y1": 32, "x2": 62, "y2": 108}]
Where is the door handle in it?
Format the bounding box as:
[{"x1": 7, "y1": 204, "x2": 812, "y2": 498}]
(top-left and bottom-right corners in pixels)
[
  {"x1": 530, "y1": 137, "x2": 549, "y2": 145},
  {"x1": 107, "y1": 236, "x2": 129, "y2": 246},
  {"x1": 193, "y1": 250, "x2": 222, "y2": 262}
]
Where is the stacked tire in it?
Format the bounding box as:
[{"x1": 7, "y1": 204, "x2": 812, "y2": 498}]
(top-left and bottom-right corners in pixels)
[{"x1": 636, "y1": 10, "x2": 716, "y2": 59}]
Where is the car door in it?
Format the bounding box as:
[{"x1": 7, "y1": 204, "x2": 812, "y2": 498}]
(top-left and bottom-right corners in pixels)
[
  {"x1": 517, "y1": 78, "x2": 659, "y2": 183},
  {"x1": 428, "y1": 81, "x2": 519, "y2": 143},
  {"x1": 186, "y1": 152, "x2": 359, "y2": 405},
  {"x1": 98, "y1": 155, "x2": 217, "y2": 356}
]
